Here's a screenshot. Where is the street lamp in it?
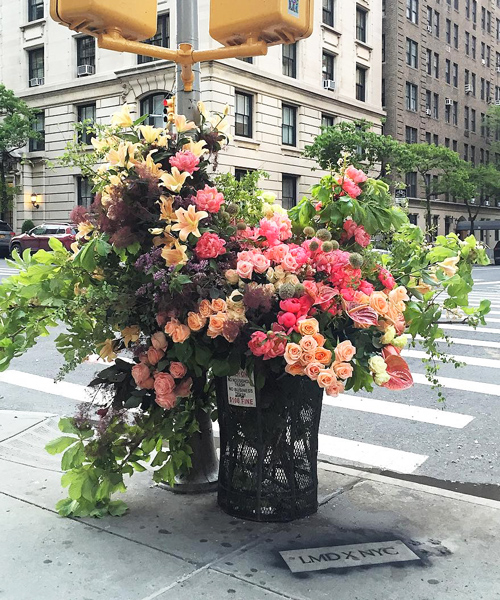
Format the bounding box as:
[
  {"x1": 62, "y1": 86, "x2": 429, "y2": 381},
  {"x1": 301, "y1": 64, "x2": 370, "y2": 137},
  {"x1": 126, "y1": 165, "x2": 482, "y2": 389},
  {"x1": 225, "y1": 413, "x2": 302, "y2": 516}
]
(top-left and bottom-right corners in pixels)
[{"x1": 31, "y1": 193, "x2": 40, "y2": 209}]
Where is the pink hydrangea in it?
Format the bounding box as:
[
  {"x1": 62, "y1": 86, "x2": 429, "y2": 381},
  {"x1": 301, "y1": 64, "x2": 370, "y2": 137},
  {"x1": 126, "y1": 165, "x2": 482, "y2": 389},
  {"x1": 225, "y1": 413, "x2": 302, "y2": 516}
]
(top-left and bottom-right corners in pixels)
[
  {"x1": 195, "y1": 185, "x2": 225, "y2": 213},
  {"x1": 169, "y1": 151, "x2": 200, "y2": 174},
  {"x1": 195, "y1": 232, "x2": 226, "y2": 259},
  {"x1": 378, "y1": 267, "x2": 396, "y2": 290},
  {"x1": 258, "y1": 218, "x2": 281, "y2": 246},
  {"x1": 345, "y1": 165, "x2": 368, "y2": 184}
]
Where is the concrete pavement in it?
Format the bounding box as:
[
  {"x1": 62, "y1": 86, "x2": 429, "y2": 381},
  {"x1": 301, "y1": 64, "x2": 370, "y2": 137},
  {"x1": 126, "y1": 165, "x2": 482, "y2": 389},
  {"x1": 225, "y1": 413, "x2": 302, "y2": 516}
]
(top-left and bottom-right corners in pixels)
[{"x1": 1, "y1": 410, "x2": 500, "y2": 600}]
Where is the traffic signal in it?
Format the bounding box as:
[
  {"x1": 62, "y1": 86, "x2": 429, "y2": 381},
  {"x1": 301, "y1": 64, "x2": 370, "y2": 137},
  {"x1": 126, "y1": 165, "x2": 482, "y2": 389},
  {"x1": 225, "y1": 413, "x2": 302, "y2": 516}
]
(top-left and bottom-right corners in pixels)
[
  {"x1": 210, "y1": 0, "x2": 314, "y2": 47},
  {"x1": 164, "y1": 97, "x2": 176, "y2": 123},
  {"x1": 50, "y1": 0, "x2": 158, "y2": 41}
]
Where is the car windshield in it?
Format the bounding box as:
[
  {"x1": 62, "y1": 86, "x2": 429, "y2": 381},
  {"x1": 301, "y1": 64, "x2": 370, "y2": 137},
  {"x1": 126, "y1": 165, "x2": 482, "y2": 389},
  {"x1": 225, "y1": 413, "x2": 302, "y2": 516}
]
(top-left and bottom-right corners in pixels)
[{"x1": 0, "y1": 222, "x2": 13, "y2": 232}]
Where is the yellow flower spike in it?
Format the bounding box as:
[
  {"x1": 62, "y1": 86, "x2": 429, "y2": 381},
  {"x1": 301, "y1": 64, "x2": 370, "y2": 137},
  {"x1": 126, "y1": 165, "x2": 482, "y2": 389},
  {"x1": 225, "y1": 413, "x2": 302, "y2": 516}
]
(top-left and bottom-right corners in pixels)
[
  {"x1": 98, "y1": 339, "x2": 118, "y2": 362},
  {"x1": 121, "y1": 325, "x2": 141, "y2": 348},
  {"x1": 174, "y1": 114, "x2": 197, "y2": 133},
  {"x1": 159, "y1": 167, "x2": 191, "y2": 193},
  {"x1": 223, "y1": 104, "x2": 230, "y2": 116},
  {"x1": 158, "y1": 195, "x2": 177, "y2": 221},
  {"x1": 210, "y1": 115, "x2": 230, "y2": 134},
  {"x1": 111, "y1": 104, "x2": 134, "y2": 128},
  {"x1": 182, "y1": 139, "x2": 207, "y2": 158},
  {"x1": 138, "y1": 125, "x2": 163, "y2": 144},
  {"x1": 76, "y1": 221, "x2": 94, "y2": 240},
  {"x1": 144, "y1": 152, "x2": 164, "y2": 178},
  {"x1": 171, "y1": 204, "x2": 208, "y2": 241},
  {"x1": 161, "y1": 241, "x2": 189, "y2": 267},
  {"x1": 198, "y1": 101, "x2": 209, "y2": 119},
  {"x1": 436, "y1": 256, "x2": 460, "y2": 277}
]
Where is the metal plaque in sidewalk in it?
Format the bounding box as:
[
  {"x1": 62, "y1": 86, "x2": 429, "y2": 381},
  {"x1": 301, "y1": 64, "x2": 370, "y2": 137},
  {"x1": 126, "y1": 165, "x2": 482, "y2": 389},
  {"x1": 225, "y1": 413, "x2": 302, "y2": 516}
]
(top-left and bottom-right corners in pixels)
[{"x1": 280, "y1": 540, "x2": 420, "y2": 573}]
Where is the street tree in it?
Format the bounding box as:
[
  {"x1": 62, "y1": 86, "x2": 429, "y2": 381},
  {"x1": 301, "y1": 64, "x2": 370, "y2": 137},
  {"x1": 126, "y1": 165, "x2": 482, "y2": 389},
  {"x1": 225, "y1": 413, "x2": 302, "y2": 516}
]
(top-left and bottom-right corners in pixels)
[
  {"x1": 0, "y1": 85, "x2": 40, "y2": 221},
  {"x1": 464, "y1": 163, "x2": 500, "y2": 235},
  {"x1": 485, "y1": 104, "x2": 500, "y2": 153}
]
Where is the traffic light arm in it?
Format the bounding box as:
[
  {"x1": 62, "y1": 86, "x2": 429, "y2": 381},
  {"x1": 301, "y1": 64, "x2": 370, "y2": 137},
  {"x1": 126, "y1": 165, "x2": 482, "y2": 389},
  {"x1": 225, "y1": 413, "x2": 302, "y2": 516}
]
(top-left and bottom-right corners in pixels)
[{"x1": 97, "y1": 29, "x2": 268, "y2": 92}]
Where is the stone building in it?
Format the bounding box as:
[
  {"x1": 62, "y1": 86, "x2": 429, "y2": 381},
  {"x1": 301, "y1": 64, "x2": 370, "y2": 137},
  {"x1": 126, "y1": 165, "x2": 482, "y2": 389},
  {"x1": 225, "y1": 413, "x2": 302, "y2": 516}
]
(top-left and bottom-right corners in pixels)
[
  {"x1": 383, "y1": 0, "x2": 500, "y2": 247},
  {"x1": 0, "y1": 0, "x2": 383, "y2": 232}
]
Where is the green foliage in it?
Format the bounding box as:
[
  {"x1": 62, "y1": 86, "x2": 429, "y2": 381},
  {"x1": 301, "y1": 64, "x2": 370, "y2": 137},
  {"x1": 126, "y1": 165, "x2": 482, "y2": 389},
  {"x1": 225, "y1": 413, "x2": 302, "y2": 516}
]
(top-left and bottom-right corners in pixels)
[
  {"x1": 215, "y1": 170, "x2": 269, "y2": 226},
  {"x1": 21, "y1": 219, "x2": 35, "y2": 233}
]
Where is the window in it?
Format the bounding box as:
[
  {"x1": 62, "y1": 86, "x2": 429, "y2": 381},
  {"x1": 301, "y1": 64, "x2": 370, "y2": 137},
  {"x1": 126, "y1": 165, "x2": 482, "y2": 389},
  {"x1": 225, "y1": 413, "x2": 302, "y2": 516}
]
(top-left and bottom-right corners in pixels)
[
  {"x1": 282, "y1": 175, "x2": 298, "y2": 209},
  {"x1": 481, "y1": 112, "x2": 486, "y2": 137},
  {"x1": 382, "y1": 35, "x2": 385, "y2": 63},
  {"x1": 465, "y1": 106, "x2": 470, "y2": 130},
  {"x1": 486, "y1": 46, "x2": 491, "y2": 67},
  {"x1": 140, "y1": 93, "x2": 170, "y2": 128},
  {"x1": 76, "y1": 36, "x2": 95, "y2": 73},
  {"x1": 235, "y1": 92, "x2": 253, "y2": 138},
  {"x1": 28, "y1": 0, "x2": 43, "y2": 21},
  {"x1": 426, "y1": 131, "x2": 432, "y2": 144},
  {"x1": 356, "y1": 7, "x2": 367, "y2": 42},
  {"x1": 234, "y1": 168, "x2": 255, "y2": 181},
  {"x1": 452, "y1": 140, "x2": 458, "y2": 152},
  {"x1": 465, "y1": 31, "x2": 470, "y2": 55},
  {"x1": 464, "y1": 143, "x2": 469, "y2": 160},
  {"x1": 409, "y1": 214, "x2": 418, "y2": 225},
  {"x1": 446, "y1": 19, "x2": 451, "y2": 43},
  {"x1": 238, "y1": 56, "x2": 253, "y2": 64},
  {"x1": 406, "y1": 82, "x2": 418, "y2": 111},
  {"x1": 472, "y1": 0, "x2": 477, "y2": 23},
  {"x1": 471, "y1": 108, "x2": 476, "y2": 132},
  {"x1": 452, "y1": 63, "x2": 458, "y2": 87},
  {"x1": 426, "y1": 49, "x2": 432, "y2": 75},
  {"x1": 481, "y1": 78, "x2": 485, "y2": 100},
  {"x1": 497, "y1": 18, "x2": 500, "y2": 42},
  {"x1": 452, "y1": 101, "x2": 458, "y2": 125},
  {"x1": 77, "y1": 176, "x2": 94, "y2": 208},
  {"x1": 138, "y1": 14, "x2": 170, "y2": 64},
  {"x1": 322, "y1": 52, "x2": 335, "y2": 81},
  {"x1": 481, "y1": 41, "x2": 485, "y2": 62},
  {"x1": 406, "y1": 172, "x2": 417, "y2": 197},
  {"x1": 433, "y1": 52, "x2": 439, "y2": 78},
  {"x1": 77, "y1": 103, "x2": 96, "y2": 145},
  {"x1": 465, "y1": 0, "x2": 470, "y2": 18},
  {"x1": 434, "y1": 10, "x2": 440, "y2": 36},
  {"x1": 323, "y1": 0, "x2": 334, "y2": 26},
  {"x1": 321, "y1": 114, "x2": 335, "y2": 128},
  {"x1": 433, "y1": 134, "x2": 439, "y2": 145},
  {"x1": 426, "y1": 90, "x2": 432, "y2": 111},
  {"x1": 356, "y1": 67, "x2": 367, "y2": 102},
  {"x1": 282, "y1": 104, "x2": 297, "y2": 146},
  {"x1": 471, "y1": 72, "x2": 476, "y2": 95},
  {"x1": 445, "y1": 137, "x2": 450, "y2": 147},
  {"x1": 29, "y1": 111, "x2": 45, "y2": 152},
  {"x1": 471, "y1": 35, "x2": 476, "y2": 59},
  {"x1": 406, "y1": 38, "x2": 418, "y2": 68},
  {"x1": 471, "y1": 146, "x2": 475, "y2": 164},
  {"x1": 406, "y1": 126, "x2": 418, "y2": 143},
  {"x1": 282, "y1": 43, "x2": 297, "y2": 78},
  {"x1": 406, "y1": 0, "x2": 419, "y2": 23},
  {"x1": 433, "y1": 93, "x2": 439, "y2": 118},
  {"x1": 445, "y1": 103, "x2": 451, "y2": 123},
  {"x1": 453, "y1": 24, "x2": 459, "y2": 48},
  {"x1": 28, "y1": 47, "x2": 44, "y2": 86},
  {"x1": 445, "y1": 59, "x2": 451, "y2": 84},
  {"x1": 481, "y1": 6, "x2": 486, "y2": 30}
]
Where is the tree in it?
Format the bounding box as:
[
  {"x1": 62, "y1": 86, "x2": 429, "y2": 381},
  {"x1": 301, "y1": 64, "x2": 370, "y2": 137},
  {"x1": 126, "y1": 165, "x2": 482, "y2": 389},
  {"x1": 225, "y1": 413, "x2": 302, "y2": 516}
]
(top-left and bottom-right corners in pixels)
[
  {"x1": 304, "y1": 119, "x2": 406, "y2": 179},
  {"x1": 0, "y1": 85, "x2": 40, "y2": 221},
  {"x1": 464, "y1": 163, "x2": 500, "y2": 235},
  {"x1": 486, "y1": 104, "x2": 500, "y2": 154}
]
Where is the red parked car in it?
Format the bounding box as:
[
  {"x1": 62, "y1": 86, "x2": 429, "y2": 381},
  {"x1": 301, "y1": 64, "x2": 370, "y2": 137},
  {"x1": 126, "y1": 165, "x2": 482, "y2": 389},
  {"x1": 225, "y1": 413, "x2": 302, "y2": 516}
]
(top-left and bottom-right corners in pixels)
[{"x1": 9, "y1": 223, "x2": 76, "y2": 255}]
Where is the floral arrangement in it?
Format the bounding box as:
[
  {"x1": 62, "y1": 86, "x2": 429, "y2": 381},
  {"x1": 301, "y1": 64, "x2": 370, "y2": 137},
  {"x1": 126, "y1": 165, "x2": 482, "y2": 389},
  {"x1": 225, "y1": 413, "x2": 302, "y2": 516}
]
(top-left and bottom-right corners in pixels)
[{"x1": 0, "y1": 103, "x2": 490, "y2": 518}]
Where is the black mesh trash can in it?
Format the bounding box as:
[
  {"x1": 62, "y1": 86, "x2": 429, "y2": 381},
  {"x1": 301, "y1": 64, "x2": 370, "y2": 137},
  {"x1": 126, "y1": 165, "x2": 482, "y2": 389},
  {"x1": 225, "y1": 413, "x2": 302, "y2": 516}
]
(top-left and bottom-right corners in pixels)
[{"x1": 215, "y1": 371, "x2": 323, "y2": 522}]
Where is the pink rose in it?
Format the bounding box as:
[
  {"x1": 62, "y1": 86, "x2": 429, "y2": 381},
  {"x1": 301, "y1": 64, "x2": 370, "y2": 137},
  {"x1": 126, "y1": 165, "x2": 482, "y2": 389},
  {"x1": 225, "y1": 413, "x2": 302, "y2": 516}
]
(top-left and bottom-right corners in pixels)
[
  {"x1": 174, "y1": 377, "x2": 193, "y2": 398},
  {"x1": 236, "y1": 260, "x2": 253, "y2": 280},
  {"x1": 170, "y1": 362, "x2": 187, "y2": 379},
  {"x1": 278, "y1": 311, "x2": 297, "y2": 329},
  {"x1": 147, "y1": 347, "x2": 164, "y2": 366},
  {"x1": 252, "y1": 253, "x2": 271, "y2": 274},
  {"x1": 248, "y1": 331, "x2": 269, "y2": 357},
  {"x1": 154, "y1": 372, "x2": 175, "y2": 396},
  {"x1": 195, "y1": 185, "x2": 225, "y2": 213},
  {"x1": 169, "y1": 151, "x2": 200, "y2": 175},
  {"x1": 155, "y1": 392, "x2": 177, "y2": 410},
  {"x1": 282, "y1": 253, "x2": 299, "y2": 272},
  {"x1": 195, "y1": 232, "x2": 226, "y2": 259},
  {"x1": 132, "y1": 363, "x2": 154, "y2": 389},
  {"x1": 151, "y1": 331, "x2": 168, "y2": 351},
  {"x1": 345, "y1": 165, "x2": 368, "y2": 184},
  {"x1": 258, "y1": 219, "x2": 281, "y2": 246}
]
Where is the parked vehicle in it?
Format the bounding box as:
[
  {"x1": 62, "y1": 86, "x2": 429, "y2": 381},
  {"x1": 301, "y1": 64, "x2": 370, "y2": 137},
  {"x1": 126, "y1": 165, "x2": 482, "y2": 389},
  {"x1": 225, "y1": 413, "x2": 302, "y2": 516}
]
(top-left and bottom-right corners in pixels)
[
  {"x1": 0, "y1": 221, "x2": 16, "y2": 257},
  {"x1": 494, "y1": 241, "x2": 500, "y2": 266},
  {"x1": 9, "y1": 223, "x2": 76, "y2": 255}
]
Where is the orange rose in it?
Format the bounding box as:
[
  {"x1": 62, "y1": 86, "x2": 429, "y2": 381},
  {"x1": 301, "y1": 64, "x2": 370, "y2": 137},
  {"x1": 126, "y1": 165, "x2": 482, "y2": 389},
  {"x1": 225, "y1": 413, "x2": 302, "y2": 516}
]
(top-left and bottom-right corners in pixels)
[
  {"x1": 187, "y1": 311, "x2": 207, "y2": 332},
  {"x1": 147, "y1": 347, "x2": 164, "y2": 366},
  {"x1": 207, "y1": 313, "x2": 226, "y2": 338},
  {"x1": 389, "y1": 286, "x2": 409, "y2": 304},
  {"x1": 165, "y1": 317, "x2": 181, "y2": 337},
  {"x1": 369, "y1": 291, "x2": 389, "y2": 315},
  {"x1": 198, "y1": 299, "x2": 213, "y2": 318},
  {"x1": 151, "y1": 331, "x2": 168, "y2": 351},
  {"x1": 169, "y1": 362, "x2": 187, "y2": 379},
  {"x1": 326, "y1": 379, "x2": 345, "y2": 397},
  {"x1": 299, "y1": 335, "x2": 318, "y2": 353},
  {"x1": 304, "y1": 361, "x2": 323, "y2": 381},
  {"x1": 332, "y1": 361, "x2": 353, "y2": 380},
  {"x1": 211, "y1": 298, "x2": 227, "y2": 313},
  {"x1": 284, "y1": 343, "x2": 302, "y2": 365},
  {"x1": 171, "y1": 324, "x2": 191, "y2": 343},
  {"x1": 353, "y1": 291, "x2": 371, "y2": 305},
  {"x1": 317, "y1": 369, "x2": 337, "y2": 389},
  {"x1": 313, "y1": 333, "x2": 326, "y2": 346},
  {"x1": 299, "y1": 351, "x2": 316, "y2": 366},
  {"x1": 334, "y1": 340, "x2": 356, "y2": 362},
  {"x1": 285, "y1": 362, "x2": 305, "y2": 376},
  {"x1": 297, "y1": 318, "x2": 320, "y2": 336},
  {"x1": 314, "y1": 347, "x2": 333, "y2": 366}
]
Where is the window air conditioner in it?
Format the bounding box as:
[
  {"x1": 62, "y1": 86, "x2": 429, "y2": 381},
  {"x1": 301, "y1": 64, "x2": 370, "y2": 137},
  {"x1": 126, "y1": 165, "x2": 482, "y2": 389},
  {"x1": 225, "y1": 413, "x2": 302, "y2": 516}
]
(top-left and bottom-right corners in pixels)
[
  {"x1": 323, "y1": 79, "x2": 336, "y2": 91},
  {"x1": 426, "y1": 24, "x2": 433, "y2": 32},
  {"x1": 425, "y1": 107, "x2": 432, "y2": 115},
  {"x1": 481, "y1": 59, "x2": 486, "y2": 65},
  {"x1": 496, "y1": 66, "x2": 500, "y2": 73},
  {"x1": 465, "y1": 84, "x2": 473, "y2": 93},
  {"x1": 445, "y1": 98, "x2": 453, "y2": 105},
  {"x1": 29, "y1": 77, "x2": 44, "y2": 87},
  {"x1": 446, "y1": 45, "x2": 451, "y2": 52},
  {"x1": 77, "y1": 64, "x2": 95, "y2": 76}
]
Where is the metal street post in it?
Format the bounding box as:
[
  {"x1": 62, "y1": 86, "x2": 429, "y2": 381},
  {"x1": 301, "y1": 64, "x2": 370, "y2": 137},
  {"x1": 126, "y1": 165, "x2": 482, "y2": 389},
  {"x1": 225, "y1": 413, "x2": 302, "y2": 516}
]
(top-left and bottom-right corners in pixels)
[{"x1": 176, "y1": 0, "x2": 201, "y2": 124}]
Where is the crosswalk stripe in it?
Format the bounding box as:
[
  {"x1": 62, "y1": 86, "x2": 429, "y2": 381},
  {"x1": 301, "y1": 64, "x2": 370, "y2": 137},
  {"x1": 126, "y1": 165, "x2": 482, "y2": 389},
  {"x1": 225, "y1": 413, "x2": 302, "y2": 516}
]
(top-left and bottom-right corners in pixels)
[
  {"x1": 323, "y1": 394, "x2": 473, "y2": 428},
  {"x1": 484, "y1": 317, "x2": 500, "y2": 323},
  {"x1": 416, "y1": 334, "x2": 500, "y2": 349},
  {"x1": 404, "y1": 349, "x2": 500, "y2": 369},
  {"x1": 439, "y1": 323, "x2": 500, "y2": 334},
  {"x1": 0, "y1": 370, "x2": 97, "y2": 402},
  {"x1": 470, "y1": 281, "x2": 500, "y2": 286},
  {"x1": 412, "y1": 372, "x2": 500, "y2": 396}
]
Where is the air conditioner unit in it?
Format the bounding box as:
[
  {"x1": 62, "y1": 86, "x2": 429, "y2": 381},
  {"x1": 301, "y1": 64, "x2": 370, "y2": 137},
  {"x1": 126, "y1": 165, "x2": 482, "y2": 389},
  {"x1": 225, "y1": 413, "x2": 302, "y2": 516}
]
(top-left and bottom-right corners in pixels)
[
  {"x1": 496, "y1": 100, "x2": 500, "y2": 105},
  {"x1": 29, "y1": 77, "x2": 44, "y2": 87},
  {"x1": 470, "y1": 198, "x2": 476, "y2": 204},
  {"x1": 426, "y1": 24, "x2": 433, "y2": 32},
  {"x1": 323, "y1": 79, "x2": 336, "y2": 91},
  {"x1": 481, "y1": 59, "x2": 486, "y2": 66},
  {"x1": 77, "y1": 64, "x2": 95, "y2": 77},
  {"x1": 496, "y1": 66, "x2": 500, "y2": 73},
  {"x1": 445, "y1": 98, "x2": 453, "y2": 105},
  {"x1": 465, "y1": 84, "x2": 473, "y2": 93},
  {"x1": 446, "y1": 44, "x2": 451, "y2": 52},
  {"x1": 425, "y1": 107, "x2": 432, "y2": 115}
]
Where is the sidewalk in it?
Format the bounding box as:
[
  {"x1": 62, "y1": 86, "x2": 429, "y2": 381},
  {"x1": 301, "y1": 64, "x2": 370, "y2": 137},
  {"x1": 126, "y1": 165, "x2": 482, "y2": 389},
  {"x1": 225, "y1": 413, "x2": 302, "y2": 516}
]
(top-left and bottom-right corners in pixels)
[{"x1": 1, "y1": 410, "x2": 499, "y2": 600}]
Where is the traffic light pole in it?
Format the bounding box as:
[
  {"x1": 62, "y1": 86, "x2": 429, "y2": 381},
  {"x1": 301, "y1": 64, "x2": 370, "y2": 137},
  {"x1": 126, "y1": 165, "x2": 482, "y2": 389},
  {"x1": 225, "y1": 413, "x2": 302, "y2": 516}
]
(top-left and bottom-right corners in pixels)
[{"x1": 176, "y1": 0, "x2": 201, "y2": 124}]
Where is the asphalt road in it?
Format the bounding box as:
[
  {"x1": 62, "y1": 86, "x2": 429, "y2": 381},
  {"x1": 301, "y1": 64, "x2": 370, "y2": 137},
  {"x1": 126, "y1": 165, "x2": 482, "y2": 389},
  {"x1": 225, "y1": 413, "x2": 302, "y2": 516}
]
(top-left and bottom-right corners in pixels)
[{"x1": 0, "y1": 257, "x2": 499, "y2": 488}]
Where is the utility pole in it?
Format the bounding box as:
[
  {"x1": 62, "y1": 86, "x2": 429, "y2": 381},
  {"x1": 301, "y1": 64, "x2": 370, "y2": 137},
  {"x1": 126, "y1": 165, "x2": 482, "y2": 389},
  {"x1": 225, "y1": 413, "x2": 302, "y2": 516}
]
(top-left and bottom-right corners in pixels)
[{"x1": 176, "y1": 0, "x2": 201, "y2": 124}]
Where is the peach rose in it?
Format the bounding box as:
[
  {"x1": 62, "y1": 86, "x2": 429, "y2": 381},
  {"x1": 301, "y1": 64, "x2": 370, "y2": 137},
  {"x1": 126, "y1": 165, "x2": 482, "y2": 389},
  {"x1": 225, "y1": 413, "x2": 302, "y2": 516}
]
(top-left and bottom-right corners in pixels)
[
  {"x1": 299, "y1": 351, "x2": 316, "y2": 366},
  {"x1": 317, "y1": 369, "x2": 337, "y2": 389},
  {"x1": 154, "y1": 372, "x2": 175, "y2": 396},
  {"x1": 334, "y1": 340, "x2": 356, "y2": 362},
  {"x1": 369, "y1": 291, "x2": 389, "y2": 315},
  {"x1": 285, "y1": 362, "x2": 305, "y2": 376},
  {"x1": 147, "y1": 347, "x2": 164, "y2": 366},
  {"x1": 169, "y1": 362, "x2": 187, "y2": 379},
  {"x1": 198, "y1": 299, "x2": 213, "y2": 318},
  {"x1": 174, "y1": 377, "x2": 193, "y2": 398},
  {"x1": 389, "y1": 286, "x2": 409, "y2": 304},
  {"x1": 165, "y1": 317, "x2": 180, "y2": 337},
  {"x1": 298, "y1": 318, "x2": 320, "y2": 336},
  {"x1": 304, "y1": 361, "x2": 323, "y2": 381},
  {"x1": 314, "y1": 347, "x2": 333, "y2": 366},
  {"x1": 151, "y1": 331, "x2": 168, "y2": 351},
  {"x1": 353, "y1": 291, "x2": 371, "y2": 305},
  {"x1": 313, "y1": 333, "x2": 326, "y2": 346},
  {"x1": 225, "y1": 269, "x2": 239, "y2": 284},
  {"x1": 299, "y1": 335, "x2": 319, "y2": 353},
  {"x1": 284, "y1": 343, "x2": 302, "y2": 365},
  {"x1": 325, "y1": 379, "x2": 345, "y2": 397},
  {"x1": 171, "y1": 324, "x2": 191, "y2": 343},
  {"x1": 187, "y1": 311, "x2": 207, "y2": 332},
  {"x1": 236, "y1": 260, "x2": 253, "y2": 280},
  {"x1": 332, "y1": 361, "x2": 353, "y2": 380},
  {"x1": 155, "y1": 392, "x2": 177, "y2": 410},
  {"x1": 211, "y1": 298, "x2": 227, "y2": 313},
  {"x1": 207, "y1": 313, "x2": 226, "y2": 338},
  {"x1": 132, "y1": 363, "x2": 154, "y2": 389}
]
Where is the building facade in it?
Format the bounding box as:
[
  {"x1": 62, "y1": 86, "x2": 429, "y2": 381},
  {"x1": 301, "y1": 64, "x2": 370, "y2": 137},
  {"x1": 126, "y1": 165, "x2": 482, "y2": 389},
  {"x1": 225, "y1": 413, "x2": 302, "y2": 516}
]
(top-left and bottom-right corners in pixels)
[
  {"x1": 0, "y1": 0, "x2": 383, "y2": 232},
  {"x1": 383, "y1": 0, "x2": 500, "y2": 247}
]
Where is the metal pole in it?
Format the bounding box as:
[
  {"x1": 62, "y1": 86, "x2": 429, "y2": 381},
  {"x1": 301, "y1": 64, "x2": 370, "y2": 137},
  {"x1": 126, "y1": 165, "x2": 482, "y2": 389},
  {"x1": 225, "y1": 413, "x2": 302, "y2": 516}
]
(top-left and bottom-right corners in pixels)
[{"x1": 176, "y1": 0, "x2": 201, "y2": 123}]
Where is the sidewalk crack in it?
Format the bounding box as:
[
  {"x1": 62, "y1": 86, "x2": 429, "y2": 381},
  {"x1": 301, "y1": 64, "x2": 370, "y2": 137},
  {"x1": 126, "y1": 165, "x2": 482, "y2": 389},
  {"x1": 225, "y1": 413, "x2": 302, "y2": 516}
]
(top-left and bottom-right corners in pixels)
[
  {"x1": 318, "y1": 477, "x2": 364, "y2": 507},
  {"x1": 210, "y1": 568, "x2": 309, "y2": 600}
]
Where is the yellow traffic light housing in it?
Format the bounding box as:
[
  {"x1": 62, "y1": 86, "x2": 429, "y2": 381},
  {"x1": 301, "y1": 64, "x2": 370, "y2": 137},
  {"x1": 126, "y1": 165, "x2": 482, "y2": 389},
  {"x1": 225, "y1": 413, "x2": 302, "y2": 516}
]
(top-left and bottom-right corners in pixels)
[
  {"x1": 50, "y1": 0, "x2": 157, "y2": 41},
  {"x1": 210, "y1": 0, "x2": 314, "y2": 46}
]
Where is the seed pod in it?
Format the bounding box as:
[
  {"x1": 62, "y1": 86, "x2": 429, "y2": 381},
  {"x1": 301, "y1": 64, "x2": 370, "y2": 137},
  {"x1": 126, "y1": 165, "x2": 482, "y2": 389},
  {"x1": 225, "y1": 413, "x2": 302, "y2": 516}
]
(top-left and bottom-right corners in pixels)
[
  {"x1": 331, "y1": 240, "x2": 340, "y2": 250},
  {"x1": 294, "y1": 283, "x2": 305, "y2": 297},
  {"x1": 317, "y1": 228, "x2": 332, "y2": 241},
  {"x1": 349, "y1": 252, "x2": 364, "y2": 268},
  {"x1": 303, "y1": 226, "x2": 315, "y2": 238},
  {"x1": 321, "y1": 241, "x2": 334, "y2": 252},
  {"x1": 226, "y1": 204, "x2": 239, "y2": 215},
  {"x1": 279, "y1": 283, "x2": 296, "y2": 299},
  {"x1": 309, "y1": 240, "x2": 320, "y2": 252},
  {"x1": 220, "y1": 211, "x2": 230, "y2": 220},
  {"x1": 236, "y1": 221, "x2": 247, "y2": 231}
]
